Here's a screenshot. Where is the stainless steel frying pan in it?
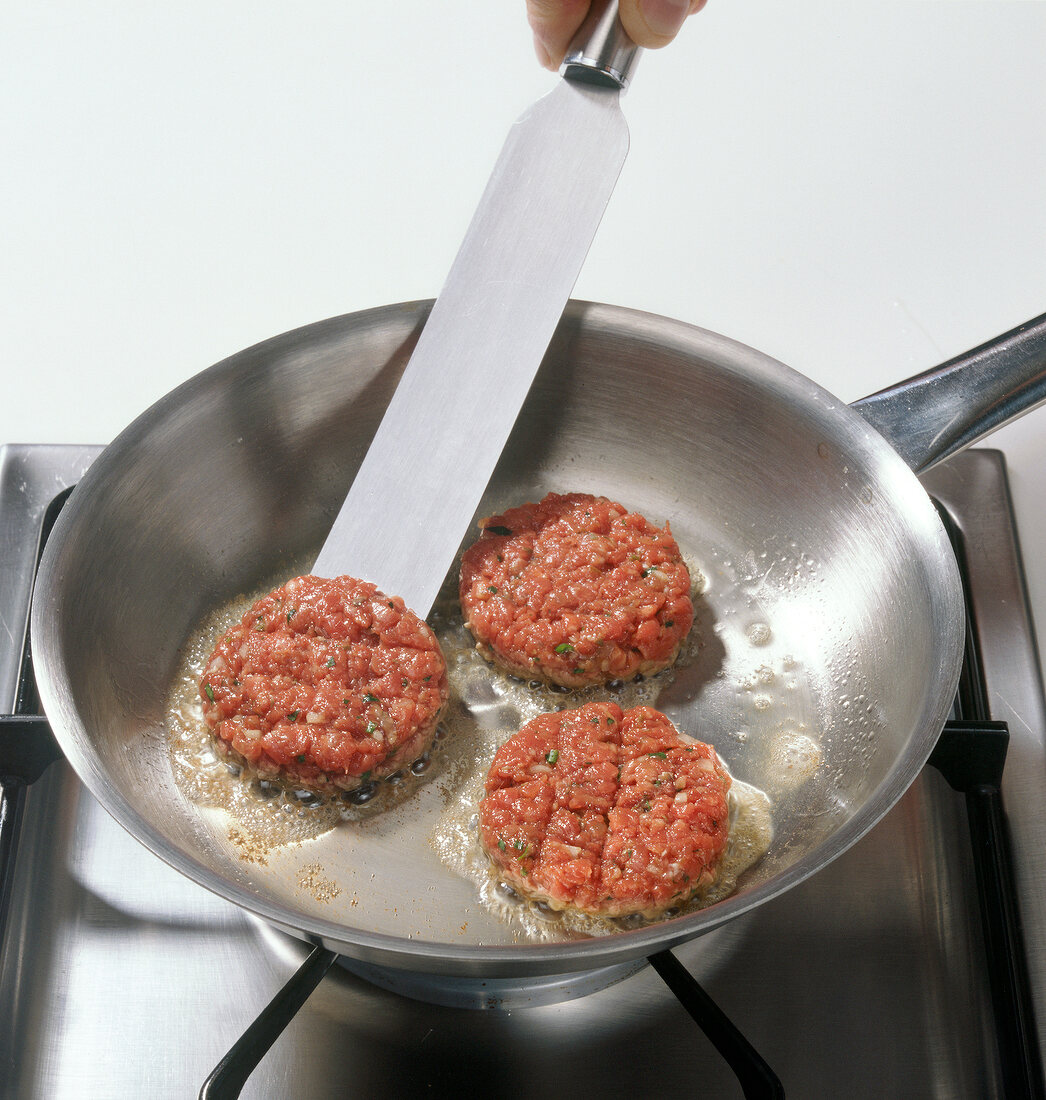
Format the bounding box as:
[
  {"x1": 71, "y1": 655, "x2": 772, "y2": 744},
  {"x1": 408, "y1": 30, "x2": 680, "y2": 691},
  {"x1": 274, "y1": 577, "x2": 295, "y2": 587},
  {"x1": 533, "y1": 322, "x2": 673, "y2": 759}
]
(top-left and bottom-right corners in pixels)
[{"x1": 30, "y1": 301, "x2": 1046, "y2": 980}]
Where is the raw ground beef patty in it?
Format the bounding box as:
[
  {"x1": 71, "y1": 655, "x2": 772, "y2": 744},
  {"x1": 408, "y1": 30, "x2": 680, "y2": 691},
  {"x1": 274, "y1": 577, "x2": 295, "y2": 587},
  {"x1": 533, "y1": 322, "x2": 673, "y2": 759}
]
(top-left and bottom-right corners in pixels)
[
  {"x1": 199, "y1": 575, "x2": 448, "y2": 793},
  {"x1": 459, "y1": 492, "x2": 694, "y2": 688},
  {"x1": 479, "y1": 703, "x2": 731, "y2": 918}
]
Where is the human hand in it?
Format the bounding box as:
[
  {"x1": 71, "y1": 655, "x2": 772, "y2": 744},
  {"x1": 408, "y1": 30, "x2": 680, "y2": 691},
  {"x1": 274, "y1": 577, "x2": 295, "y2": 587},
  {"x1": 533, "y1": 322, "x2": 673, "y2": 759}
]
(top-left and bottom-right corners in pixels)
[{"x1": 526, "y1": 0, "x2": 707, "y2": 71}]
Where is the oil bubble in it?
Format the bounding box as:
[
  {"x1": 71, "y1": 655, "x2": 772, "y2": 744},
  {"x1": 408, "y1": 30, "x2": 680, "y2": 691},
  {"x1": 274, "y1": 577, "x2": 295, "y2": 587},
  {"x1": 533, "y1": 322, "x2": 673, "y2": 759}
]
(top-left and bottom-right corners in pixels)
[
  {"x1": 769, "y1": 732, "x2": 822, "y2": 790},
  {"x1": 745, "y1": 622, "x2": 772, "y2": 646}
]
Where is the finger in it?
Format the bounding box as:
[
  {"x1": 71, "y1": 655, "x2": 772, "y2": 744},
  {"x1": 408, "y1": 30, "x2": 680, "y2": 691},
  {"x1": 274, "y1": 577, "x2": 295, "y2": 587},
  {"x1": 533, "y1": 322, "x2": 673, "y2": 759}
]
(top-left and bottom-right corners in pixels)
[
  {"x1": 525, "y1": 0, "x2": 592, "y2": 70},
  {"x1": 619, "y1": 0, "x2": 707, "y2": 50}
]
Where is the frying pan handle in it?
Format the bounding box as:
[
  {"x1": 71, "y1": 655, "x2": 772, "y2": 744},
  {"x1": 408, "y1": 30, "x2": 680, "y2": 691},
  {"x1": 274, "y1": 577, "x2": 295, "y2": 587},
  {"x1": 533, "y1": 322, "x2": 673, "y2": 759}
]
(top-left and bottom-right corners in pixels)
[
  {"x1": 851, "y1": 312, "x2": 1046, "y2": 474},
  {"x1": 561, "y1": 0, "x2": 642, "y2": 90}
]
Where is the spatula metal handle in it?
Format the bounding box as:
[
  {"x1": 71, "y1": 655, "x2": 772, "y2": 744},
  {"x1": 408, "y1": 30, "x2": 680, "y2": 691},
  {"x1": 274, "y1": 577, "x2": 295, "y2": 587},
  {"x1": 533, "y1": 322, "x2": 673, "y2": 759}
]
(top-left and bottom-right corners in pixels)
[{"x1": 561, "y1": 0, "x2": 641, "y2": 89}]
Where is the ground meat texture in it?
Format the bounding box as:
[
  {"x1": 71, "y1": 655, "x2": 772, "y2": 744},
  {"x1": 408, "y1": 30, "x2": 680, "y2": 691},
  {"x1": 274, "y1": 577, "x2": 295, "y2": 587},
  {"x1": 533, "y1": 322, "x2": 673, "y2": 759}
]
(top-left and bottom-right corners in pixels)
[
  {"x1": 479, "y1": 703, "x2": 730, "y2": 918},
  {"x1": 459, "y1": 492, "x2": 693, "y2": 688},
  {"x1": 199, "y1": 575, "x2": 448, "y2": 793}
]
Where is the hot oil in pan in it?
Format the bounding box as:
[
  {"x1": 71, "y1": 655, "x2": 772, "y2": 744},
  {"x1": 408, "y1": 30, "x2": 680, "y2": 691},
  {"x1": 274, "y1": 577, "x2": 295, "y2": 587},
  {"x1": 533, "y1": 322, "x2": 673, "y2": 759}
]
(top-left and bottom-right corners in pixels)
[{"x1": 163, "y1": 549, "x2": 783, "y2": 938}]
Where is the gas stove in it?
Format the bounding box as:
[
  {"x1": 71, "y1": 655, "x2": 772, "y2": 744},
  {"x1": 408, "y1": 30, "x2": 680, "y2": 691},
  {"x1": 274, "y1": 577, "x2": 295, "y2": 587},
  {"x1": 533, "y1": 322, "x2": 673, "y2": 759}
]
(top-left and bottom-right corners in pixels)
[{"x1": 2, "y1": 442, "x2": 1045, "y2": 1098}]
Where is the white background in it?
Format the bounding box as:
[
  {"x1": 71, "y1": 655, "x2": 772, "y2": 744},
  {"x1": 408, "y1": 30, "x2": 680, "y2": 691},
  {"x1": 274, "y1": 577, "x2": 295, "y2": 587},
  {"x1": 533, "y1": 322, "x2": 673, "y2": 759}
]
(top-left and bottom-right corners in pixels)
[{"x1": 3, "y1": 1, "x2": 1045, "y2": 664}]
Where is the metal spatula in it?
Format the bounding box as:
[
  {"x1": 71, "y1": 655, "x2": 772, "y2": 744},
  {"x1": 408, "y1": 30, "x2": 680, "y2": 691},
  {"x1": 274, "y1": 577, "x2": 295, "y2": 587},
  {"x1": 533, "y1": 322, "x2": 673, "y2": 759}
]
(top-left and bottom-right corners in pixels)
[{"x1": 311, "y1": 2, "x2": 641, "y2": 614}]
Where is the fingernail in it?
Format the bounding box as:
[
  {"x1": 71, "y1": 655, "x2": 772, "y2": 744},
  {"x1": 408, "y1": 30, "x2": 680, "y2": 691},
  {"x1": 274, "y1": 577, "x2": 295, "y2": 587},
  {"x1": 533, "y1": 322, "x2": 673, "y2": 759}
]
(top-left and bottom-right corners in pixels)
[{"x1": 640, "y1": 0, "x2": 691, "y2": 38}]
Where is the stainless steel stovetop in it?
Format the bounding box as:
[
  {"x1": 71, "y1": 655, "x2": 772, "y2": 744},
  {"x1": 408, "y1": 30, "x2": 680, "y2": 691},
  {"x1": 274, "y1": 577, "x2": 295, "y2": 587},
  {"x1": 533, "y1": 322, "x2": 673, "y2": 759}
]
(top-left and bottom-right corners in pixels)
[{"x1": 2, "y1": 443, "x2": 1045, "y2": 1098}]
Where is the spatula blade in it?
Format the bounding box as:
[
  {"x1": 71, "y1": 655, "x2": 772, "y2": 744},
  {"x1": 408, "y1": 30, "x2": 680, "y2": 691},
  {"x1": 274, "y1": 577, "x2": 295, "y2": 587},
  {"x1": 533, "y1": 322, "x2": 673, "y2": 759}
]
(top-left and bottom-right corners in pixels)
[{"x1": 312, "y1": 77, "x2": 630, "y2": 613}]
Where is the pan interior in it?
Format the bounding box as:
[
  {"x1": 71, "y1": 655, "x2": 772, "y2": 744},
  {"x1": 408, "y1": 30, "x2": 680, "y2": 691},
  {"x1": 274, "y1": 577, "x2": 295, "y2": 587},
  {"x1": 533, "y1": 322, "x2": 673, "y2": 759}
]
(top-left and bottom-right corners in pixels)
[{"x1": 32, "y1": 301, "x2": 962, "y2": 974}]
